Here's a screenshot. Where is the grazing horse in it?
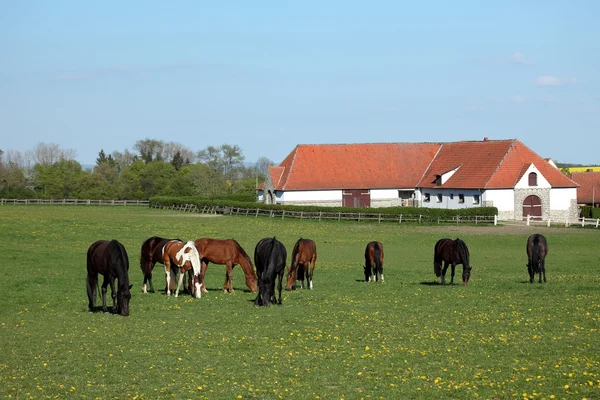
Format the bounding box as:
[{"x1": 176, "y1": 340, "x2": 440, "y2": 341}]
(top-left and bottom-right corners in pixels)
[
  {"x1": 87, "y1": 240, "x2": 132, "y2": 316},
  {"x1": 286, "y1": 238, "x2": 317, "y2": 290},
  {"x1": 254, "y1": 237, "x2": 287, "y2": 306},
  {"x1": 526, "y1": 234, "x2": 548, "y2": 283},
  {"x1": 139, "y1": 236, "x2": 181, "y2": 293},
  {"x1": 433, "y1": 238, "x2": 471, "y2": 285},
  {"x1": 194, "y1": 238, "x2": 258, "y2": 293},
  {"x1": 364, "y1": 241, "x2": 385, "y2": 282},
  {"x1": 162, "y1": 240, "x2": 202, "y2": 298}
]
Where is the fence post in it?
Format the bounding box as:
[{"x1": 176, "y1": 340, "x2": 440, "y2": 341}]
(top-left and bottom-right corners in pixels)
[
  {"x1": 596, "y1": 218, "x2": 599, "y2": 228},
  {"x1": 319, "y1": 211, "x2": 322, "y2": 222},
  {"x1": 475, "y1": 215, "x2": 478, "y2": 225},
  {"x1": 547, "y1": 217, "x2": 551, "y2": 227},
  {"x1": 582, "y1": 217, "x2": 585, "y2": 227},
  {"x1": 494, "y1": 215, "x2": 497, "y2": 226},
  {"x1": 419, "y1": 215, "x2": 422, "y2": 223},
  {"x1": 526, "y1": 215, "x2": 530, "y2": 226},
  {"x1": 256, "y1": 209, "x2": 259, "y2": 218},
  {"x1": 378, "y1": 213, "x2": 381, "y2": 223},
  {"x1": 282, "y1": 210, "x2": 285, "y2": 220},
  {"x1": 565, "y1": 217, "x2": 569, "y2": 227},
  {"x1": 399, "y1": 214, "x2": 402, "y2": 224},
  {"x1": 358, "y1": 213, "x2": 361, "y2": 222},
  {"x1": 338, "y1": 212, "x2": 341, "y2": 222}
]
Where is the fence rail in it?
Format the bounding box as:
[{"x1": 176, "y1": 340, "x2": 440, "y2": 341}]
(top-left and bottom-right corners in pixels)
[
  {"x1": 0, "y1": 199, "x2": 149, "y2": 206},
  {"x1": 150, "y1": 203, "x2": 499, "y2": 225}
]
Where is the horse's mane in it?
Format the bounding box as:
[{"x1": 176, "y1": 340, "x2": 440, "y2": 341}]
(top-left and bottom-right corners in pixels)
[
  {"x1": 455, "y1": 238, "x2": 470, "y2": 267},
  {"x1": 231, "y1": 238, "x2": 253, "y2": 266},
  {"x1": 108, "y1": 240, "x2": 130, "y2": 287}
]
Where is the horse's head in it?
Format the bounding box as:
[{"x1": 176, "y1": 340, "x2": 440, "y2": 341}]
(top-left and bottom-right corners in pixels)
[
  {"x1": 246, "y1": 271, "x2": 258, "y2": 293},
  {"x1": 285, "y1": 266, "x2": 296, "y2": 290},
  {"x1": 462, "y1": 267, "x2": 472, "y2": 286},
  {"x1": 117, "y1": 284, "x2": 133, "y2": 316}
]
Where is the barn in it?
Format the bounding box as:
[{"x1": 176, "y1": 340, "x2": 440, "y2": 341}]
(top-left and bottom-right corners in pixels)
[
  {"x1": 570, "y1": 171, "x2": 600, "y2": 207},
  {"x1": 257, "y1": 139, "x2": 579, "y2": 221}
]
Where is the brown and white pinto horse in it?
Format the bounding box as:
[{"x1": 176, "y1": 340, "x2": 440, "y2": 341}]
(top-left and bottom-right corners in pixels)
[
  {"x1": 286, "y1": 238, "x2": 317, "y2": 290},
  {"x1": 194, "y1": 238, "x2": 258, "y2": 293},
  {"x1": 162, "y1": 240, "x2": 202, "y2": 298},
  {"x1": 140, "y1": 236, "x2": 181, "y2": 293},
  {"x1": 364, "y1": 241, "x2": 384, "y2": 282}
]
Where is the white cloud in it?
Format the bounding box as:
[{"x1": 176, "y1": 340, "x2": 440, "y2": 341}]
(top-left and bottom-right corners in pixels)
[
  {"x1": 535, "y1": 76, "x2": 578, "y2": 86},
  {"x1": 512, "y1": 94, "x2": 526, "y2": 103},
  {"x1": 511, "y1": 52, "x2": 531, "y2": 65}
]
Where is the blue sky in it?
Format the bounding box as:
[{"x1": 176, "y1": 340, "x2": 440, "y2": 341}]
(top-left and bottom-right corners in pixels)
[{"x1": 1, "y1": 1, "x2": 599, "y2": 165}]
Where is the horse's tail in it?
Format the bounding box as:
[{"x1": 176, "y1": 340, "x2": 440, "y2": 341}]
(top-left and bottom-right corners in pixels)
[
  {"x1": 531, "y1": 236, "x2": 542, "y2": 273},
  {"x1": 455, "y1": 238, "x2": 470, "y2": 267},
  {"x1": 140, "y1": 238, "x2": 149, "y2": 275},
  {"x1": 373, "y1": 242, "x2": 382, "y2": 271}
]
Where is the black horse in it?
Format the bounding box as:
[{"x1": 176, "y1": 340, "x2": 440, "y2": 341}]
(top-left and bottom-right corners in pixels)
[
  {"x1": 433, "y1": 238, "x2": 471, "y2": 285},
  {"x1": 87, "y1": 240, "x2": 132, "y2": 316},
  {"x1": 526, "y1": 234, "x2": 548, "y2": 283},
  {"x1": 140, "y1": 236, "x2": 180, "y2": 293},
  {"x1": 254, "y1": 237, "x2": 287, "y2": 306},
  {"x1": 364, "y1": 241, "x2": 384, "y2": 282}
]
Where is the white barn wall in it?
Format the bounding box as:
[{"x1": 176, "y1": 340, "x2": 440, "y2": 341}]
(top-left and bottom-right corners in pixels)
[
  {"x1": 515, "y1": 165, "x2": 551, "y2": 189},
  {"x1": 550, "y1": 188, "x2": 577, "y2": 210},
  {"x1": 420, "y1": 189, "x2": 483, "y2": 209}
]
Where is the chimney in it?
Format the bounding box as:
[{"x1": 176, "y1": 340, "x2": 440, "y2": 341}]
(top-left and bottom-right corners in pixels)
[{"x1": 483, "y1": 137, "x2": 489, "y2": 141}]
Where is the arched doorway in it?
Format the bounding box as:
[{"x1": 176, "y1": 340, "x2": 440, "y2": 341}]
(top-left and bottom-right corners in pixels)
[{"x1": 523, "y1": 195, "x2": 542, "y2": 220}]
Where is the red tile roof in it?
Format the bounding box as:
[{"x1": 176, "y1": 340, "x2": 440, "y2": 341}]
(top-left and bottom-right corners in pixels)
[
  {"x1": 273, "y1": 143, "x2": 441, "y2": 190},
  {"x1": 270, "y1": 140, "x2": 578, "y2": 191},
  {"x1": 571, "y1": 172, "x2": 600, "y2": 204},
  {"x1": 419, "y1": 139, "x2": 576, "y2": 189}
]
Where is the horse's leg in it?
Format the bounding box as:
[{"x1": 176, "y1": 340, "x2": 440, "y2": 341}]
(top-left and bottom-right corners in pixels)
[
  {"x1": 308, "y1": 263, "x2": 314, "y2": 290},
  {"x1": 109, "y1": 277, "x2": 117, "y2": 313},
  {"x1": 527, "y1": 263, "x2": 534, "y2": 283},
  {"x1": 441, "y1": 262, "x2": 449, "y2": 284},
  {"x1": 87, "y1": 273, "x2": 97, "y2": 312},
  {"x1": 164, "y1": 260, "x2": 172, "y2": 296},
  {"x1": 450, "y1": 263, "x2": 456, "y2": 285},
  {"x1": 101, "y1": 276, "x2": 109, "y2": 313},
  {"x1": 542, "y1": 259, "x2": 547, "y2": 283},
  {"x1": 148, "y1": 262, "x2": 156, "y2": 293},
  {"x1": 200, "y1": 261, "x2": 209, "y2": 293},
  {"x1": 223, "y1": 263, "x2": 234, "y2": 293},
  {"x1": 277, "y1": 270, "x2": 284, "y2": 305},
  {"x1": 175, "y1": 268, "x2": 185, "y2": 297}
]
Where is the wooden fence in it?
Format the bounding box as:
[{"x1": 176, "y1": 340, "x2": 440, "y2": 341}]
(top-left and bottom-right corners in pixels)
[
  {"x1": 0, "y1": 199, "x2": 149, "y2": 206},
  {"x1": 150, "y1": 203, "x2": 498, "y2": 225}
]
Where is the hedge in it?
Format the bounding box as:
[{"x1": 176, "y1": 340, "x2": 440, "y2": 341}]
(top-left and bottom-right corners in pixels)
[{"x1": 150, "y1": 196, "x2": 498, "y2": 222}]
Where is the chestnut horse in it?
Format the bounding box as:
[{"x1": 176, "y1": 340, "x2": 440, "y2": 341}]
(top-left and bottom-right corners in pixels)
[
  {"x1": 434, "y1": 238, "x2": 471, "y2": 285},
  {"x1": 254, "y1": 237, "x2": 287, "y2": 306},
  {"x1": 139, "y1": 236, "x2": 181, "y2": 293},
  {"x1": 364, "y1": 241, "x2": 384, "y2": 282},
  {"x1": 162, "y1": 240, "x2": 202, "y2": 298},
  {"x1": 526, "y1": 233, "x2": 548, "y2": 283},
  {"x1": 194, "y1": 238, "x2": 258, "y2": 293},
  {"x1": 286, "y1": 238, "x2": 317, "y2": 290},
  {"x1": 87, "y1": 240, "x2": 132, "y2": 316}
]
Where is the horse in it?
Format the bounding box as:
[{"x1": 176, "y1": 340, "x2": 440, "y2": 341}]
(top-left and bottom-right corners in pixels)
[
  {"x1": 139, "y1": 236, "x2": 181, "y2": 293},
  {"x1": 86, "y1": 240, "x2": 133, "y2": 316},
  {"x1": 254, "y1": 237, "x2": 287, "y2": 306},
  {"x1": 194, "y1": 238, "x2": 258, "y2": 293},
  {"x1": 526, "y1": 234, "x2": 548, "y2": 283},
  {"x1": 364, "y1": 241, "x2": 385, "y2": 282},
  {"x1": 285, "y1": 238, "x2": 317, "y2": 290},
  {"x1": 162, "y1": 240, "x2": 202, "y2": 298},
  {"x1": 433, "y1": 238, "x2": 471, "y2": 285}
]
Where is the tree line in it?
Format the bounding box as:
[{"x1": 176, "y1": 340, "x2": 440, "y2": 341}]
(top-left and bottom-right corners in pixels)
[{"x1": 0, "y1": 140, "x2": 274, "y2": 200}]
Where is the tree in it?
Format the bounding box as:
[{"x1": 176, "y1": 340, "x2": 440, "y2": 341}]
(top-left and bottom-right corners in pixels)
[
  {"x1": 26, "y1": 142, "x2": 77, "y2": 166},
  {"x1": 32, "y1": 159, "x2": 84, "y2": 198},
  {"x1": 197, "y1": 144, "x2": 245, "y2": 181},
  {"x1": 111, "y1": 149, "x2": 137, "y2": 172},
  {"x1": 254, "y1": 156, "x2": 275, "y2": 180},
  {"x1": 134, "y1": 139, "x2": 165, "y2": 163},
  {"x1": 171, "y1": 151, "x2": 185, "y2": 171}
]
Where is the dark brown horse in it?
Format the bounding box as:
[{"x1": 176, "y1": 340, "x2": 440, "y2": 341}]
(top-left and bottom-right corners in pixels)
[
  {"x1": 526, "y1": 234, "x2": 548, "y2": 283},
  {"x1": 162, "y1": 240, "x2": 202, "y2": 298},
  {"x1": 139, "y1": 236, "x2": 181, "y2": 293},
  {"x1": 286, "y1": 238, "x2": 317, "y2": 290},
  {"x1": 87, "y1": 240, "x2": 132, "y2": 316},
  {"x1": 364, "y1": 241, "x2": 384, "y2": 282},
  {"x1": 434, "y1": 238, "x2": 471, "y2": 285},
  {"x1": 254, "y1": 237, "x2": 287, "y2": 306},
  {"x1": 194, "y1": 238, "x2": 258, "y2": 293}
]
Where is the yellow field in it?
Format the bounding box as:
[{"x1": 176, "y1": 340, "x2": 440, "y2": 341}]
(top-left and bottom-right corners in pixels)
[{"x1": 563, "y1": 166, "x2": 600, "y2": 173}]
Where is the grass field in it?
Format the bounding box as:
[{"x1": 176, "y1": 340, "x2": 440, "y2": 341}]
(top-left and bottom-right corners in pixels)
[{"x1": 0, "y1": 206, "x2": 598, "y2": 400}]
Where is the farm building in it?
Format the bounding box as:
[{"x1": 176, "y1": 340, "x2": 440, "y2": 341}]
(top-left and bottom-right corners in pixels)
[
  {"x1": 257, "y1": 138, "x2": 579, "y2": 221},
  {"x1": 570, "y1": 171, "x2": 600, "y2": 207}
]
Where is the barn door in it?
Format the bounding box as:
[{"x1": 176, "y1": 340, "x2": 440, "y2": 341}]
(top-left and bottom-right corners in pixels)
[
  {"x1": 523, "y1": 195, "x2": 542, "y2": 220},
  {"x1": 343, "y1": 189, "x2": 371, "y2": 208}
]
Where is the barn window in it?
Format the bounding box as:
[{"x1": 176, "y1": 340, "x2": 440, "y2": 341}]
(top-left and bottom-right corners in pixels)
[
  {"x1": 458, "y1": 194, "x2": 464, "y2": 203},
  {"x1": 529, "y1": 172, "x2": 538, "y2": 186},
  {"x1": 449, "y1": 194, "x2": 454, "y2": 200},
  {"x1": 473, "y1": 194, "x2": 480, "y2": 205},
  {"x1": 434, "y1": 175, "x2": 442, "y2": 186},
  {"x1": 424, "y1": 193, "x2": 430, "y2": 202},
  {"x1": 436, "y1": 194, "x2": 442, "y2": 203}
]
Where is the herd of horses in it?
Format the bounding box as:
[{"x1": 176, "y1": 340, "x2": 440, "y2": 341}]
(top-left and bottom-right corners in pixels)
[{"x1": 86, "y1": 233, "x2": 548, "y2": 317}]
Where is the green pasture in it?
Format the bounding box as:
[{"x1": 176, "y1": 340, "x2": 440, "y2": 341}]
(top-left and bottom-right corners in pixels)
[{"x1": 0, "y1": 206, "x2": 598, "y2": 400}]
